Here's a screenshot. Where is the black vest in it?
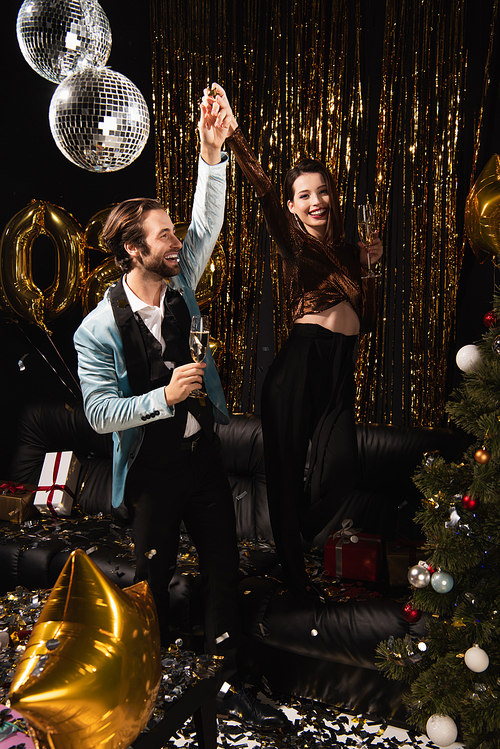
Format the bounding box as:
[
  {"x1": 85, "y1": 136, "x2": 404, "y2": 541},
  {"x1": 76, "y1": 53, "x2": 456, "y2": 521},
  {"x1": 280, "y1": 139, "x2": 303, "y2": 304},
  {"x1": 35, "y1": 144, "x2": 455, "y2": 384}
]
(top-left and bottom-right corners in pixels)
[{"x1": 109, "y1": 279, "x2": 214, "y2": 457}]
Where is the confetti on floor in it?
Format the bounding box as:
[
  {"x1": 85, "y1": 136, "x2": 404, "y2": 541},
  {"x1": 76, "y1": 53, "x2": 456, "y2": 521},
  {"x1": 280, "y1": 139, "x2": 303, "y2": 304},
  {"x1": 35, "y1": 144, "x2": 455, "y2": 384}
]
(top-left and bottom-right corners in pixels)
[
  {"x1": 0, "y1": 558, "x2": 464, "y2": 749},
  {"x1": 160, "y1": 692, "x2": 464, "y2": 748}
]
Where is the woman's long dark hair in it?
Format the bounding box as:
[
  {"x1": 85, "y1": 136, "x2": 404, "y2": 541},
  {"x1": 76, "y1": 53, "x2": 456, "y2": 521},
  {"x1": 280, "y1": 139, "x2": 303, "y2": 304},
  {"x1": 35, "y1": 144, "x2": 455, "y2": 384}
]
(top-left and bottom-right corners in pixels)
[{"x1": 283, "y1": 159, "x2": 344, "y2": 246}]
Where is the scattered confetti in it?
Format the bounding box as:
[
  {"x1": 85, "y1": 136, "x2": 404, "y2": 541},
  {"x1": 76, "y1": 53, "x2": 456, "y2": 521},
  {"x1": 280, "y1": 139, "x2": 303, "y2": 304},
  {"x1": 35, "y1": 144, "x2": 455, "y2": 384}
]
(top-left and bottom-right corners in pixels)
[{"x1": 0, "y1": 518, "x2": 462, "y2": 748}]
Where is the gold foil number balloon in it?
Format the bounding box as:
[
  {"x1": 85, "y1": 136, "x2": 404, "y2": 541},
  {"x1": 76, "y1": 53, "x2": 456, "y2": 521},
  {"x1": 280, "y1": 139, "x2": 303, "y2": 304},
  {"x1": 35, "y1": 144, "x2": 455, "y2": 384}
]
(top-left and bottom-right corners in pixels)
[
  {"x1": 0, "y1": 201, "x2": 229, "y2": 320},
  {"x1": 8, "y1": 549, "x2": 161, "y2": 749},
  {"x1": 82, "y1": 205, "x2": 121, "y2": 316},
  {"x1": 82, "y1": 258, "x2": 122, "y2": 316},
  {"x1": 465, "y1": 154, "x2": 500, "y2": 263},
  {"x1": 82, "y1": 218, "x2": 227, "y2": 314},
  {"x1": 0, "y1": 200, "x2": 84, "y2": 330},
  {"x1": 83, "y1": 204, "x2": 117, "y2": 253}
]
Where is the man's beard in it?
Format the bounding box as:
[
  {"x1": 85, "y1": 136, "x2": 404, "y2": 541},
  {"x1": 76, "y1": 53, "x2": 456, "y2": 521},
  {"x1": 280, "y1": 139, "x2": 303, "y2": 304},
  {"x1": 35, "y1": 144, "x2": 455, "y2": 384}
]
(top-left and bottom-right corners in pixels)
[{"x1": 138, "y1": 249, "x2": 180, "y2": 278}]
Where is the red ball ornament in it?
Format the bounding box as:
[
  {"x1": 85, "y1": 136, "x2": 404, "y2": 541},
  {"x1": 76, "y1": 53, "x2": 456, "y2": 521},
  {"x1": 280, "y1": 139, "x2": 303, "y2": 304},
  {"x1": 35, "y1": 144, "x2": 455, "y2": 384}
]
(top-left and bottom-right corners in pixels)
[
  {"x1": 474, "y1": 448, "x2": 491, "y2": 464},
  {"x1": 483, "y1": 310, "x2": 498, "y2": 328},
  {"x1": 402, "y1": 601, "x2": 422, "y2": 623},
  {"x1": 462, "y1": 493, "x2": 479, "y2": 511}
]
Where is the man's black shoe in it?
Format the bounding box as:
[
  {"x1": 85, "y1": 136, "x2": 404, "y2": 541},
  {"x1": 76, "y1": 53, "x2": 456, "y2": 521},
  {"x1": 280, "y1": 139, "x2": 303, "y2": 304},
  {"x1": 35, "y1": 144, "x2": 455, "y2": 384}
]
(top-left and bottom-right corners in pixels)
[{"x1": 217, "y1": 686, "x2": 290, "y2": 731}]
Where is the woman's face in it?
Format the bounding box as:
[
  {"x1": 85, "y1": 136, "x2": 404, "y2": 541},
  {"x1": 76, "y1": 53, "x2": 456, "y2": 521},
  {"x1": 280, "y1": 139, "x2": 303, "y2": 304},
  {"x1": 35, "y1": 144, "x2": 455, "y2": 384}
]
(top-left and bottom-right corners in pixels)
[{"x1": 287, "y1": 172, "x2": 330, "y2": 240}]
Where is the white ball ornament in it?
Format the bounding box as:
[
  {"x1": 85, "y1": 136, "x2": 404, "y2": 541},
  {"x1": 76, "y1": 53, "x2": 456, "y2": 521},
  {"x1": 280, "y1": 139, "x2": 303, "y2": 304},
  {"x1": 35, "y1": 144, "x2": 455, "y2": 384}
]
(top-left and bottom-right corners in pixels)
[
  {"x1": 426, "y1": 714, "x2": 458, "y2": 747},
  {"x1": 431, "y1": 571, "x2": 454, "y2": 593},
  {"x1": 407, "y1": 564, "x2": 431, "y2": 588},
  {"x1": 464, "y1": 644, "x2": 489, "y2": 672},
  {"x1": 456, "y1": 344, "x2": 482, "y2": 373}
]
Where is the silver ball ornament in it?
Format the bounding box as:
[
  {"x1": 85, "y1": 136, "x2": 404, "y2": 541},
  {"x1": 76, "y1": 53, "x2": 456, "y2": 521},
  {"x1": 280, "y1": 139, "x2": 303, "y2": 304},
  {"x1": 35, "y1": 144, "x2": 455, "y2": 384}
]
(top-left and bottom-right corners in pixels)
[
  {"x1": 16, "y1": 0, "x2": 112, "y2": 83},
  {"x1": 431, "y1": 571, "x2": 454, "y2": 594},
  {"x1": 464, "y1": 644, "x2": 489, "y2": 673},
  {"x1": 426, "y1": 714, "x2": 458, "y2": 747},
  {"x1": 407, "y1": 564, "x2": 431, "y2": 588},
  {"x1": 49, "y1": 67, "x2": 150, "y2": 172}
]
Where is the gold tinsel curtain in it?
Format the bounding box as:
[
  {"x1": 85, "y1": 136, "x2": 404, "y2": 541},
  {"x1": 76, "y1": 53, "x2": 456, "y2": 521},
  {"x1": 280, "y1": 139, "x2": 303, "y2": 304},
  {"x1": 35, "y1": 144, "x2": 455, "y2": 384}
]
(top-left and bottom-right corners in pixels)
[{"x1": 149, "y1": 0, "x2": 497, "y2": 426}]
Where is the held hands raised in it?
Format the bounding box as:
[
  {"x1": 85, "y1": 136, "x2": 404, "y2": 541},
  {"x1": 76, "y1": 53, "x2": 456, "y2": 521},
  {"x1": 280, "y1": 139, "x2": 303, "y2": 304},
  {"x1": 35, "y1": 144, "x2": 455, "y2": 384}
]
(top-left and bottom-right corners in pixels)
[
  {"x1": 198, "y1": 83, "x2": 238, "y2": 163},
  {"x1": 164, "y1": 362, "x2": 206, "y2": 406}
]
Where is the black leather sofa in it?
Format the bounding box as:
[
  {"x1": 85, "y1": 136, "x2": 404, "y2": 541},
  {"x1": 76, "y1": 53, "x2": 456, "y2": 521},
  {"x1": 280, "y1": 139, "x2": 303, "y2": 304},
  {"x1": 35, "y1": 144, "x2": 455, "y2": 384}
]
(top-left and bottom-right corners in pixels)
[{"x1": 2, "y1": 400, "x2": 471, "y2": 722}]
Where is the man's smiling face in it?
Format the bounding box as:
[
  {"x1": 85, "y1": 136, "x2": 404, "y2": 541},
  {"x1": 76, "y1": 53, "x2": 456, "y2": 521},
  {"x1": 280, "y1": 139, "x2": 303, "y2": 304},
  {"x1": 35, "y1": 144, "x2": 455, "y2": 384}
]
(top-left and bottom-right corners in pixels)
[{"x1": 136, "y1": 208, "x2": 183, "y2": 278}]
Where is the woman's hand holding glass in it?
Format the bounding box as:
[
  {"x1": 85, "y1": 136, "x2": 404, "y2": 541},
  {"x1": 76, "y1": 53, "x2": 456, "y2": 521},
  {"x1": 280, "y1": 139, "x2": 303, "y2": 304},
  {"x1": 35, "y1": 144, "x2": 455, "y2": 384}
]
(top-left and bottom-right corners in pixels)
[{"x1": 357, "y1": 203, "x2": 383, "y2": 278}]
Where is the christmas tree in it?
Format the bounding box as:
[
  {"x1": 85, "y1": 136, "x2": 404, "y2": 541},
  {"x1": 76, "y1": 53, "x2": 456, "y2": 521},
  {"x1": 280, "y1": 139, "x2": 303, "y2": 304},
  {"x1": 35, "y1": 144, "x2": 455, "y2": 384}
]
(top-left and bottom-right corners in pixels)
[{"x1": 376, "y1": 302, "x2": 500, "y2": 749}]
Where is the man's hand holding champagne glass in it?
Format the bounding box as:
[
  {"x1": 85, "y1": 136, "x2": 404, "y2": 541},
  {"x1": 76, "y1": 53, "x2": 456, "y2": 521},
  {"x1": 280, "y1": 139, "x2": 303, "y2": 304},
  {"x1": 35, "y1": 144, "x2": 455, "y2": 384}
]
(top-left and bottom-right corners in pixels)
[{"x1": 189, "y1": 315, "x2": 210, "y2": 397}]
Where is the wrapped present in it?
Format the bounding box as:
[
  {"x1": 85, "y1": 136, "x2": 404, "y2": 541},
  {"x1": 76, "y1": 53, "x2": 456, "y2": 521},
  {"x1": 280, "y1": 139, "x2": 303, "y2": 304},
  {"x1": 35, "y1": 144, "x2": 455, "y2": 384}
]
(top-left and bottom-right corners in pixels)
[
  {"x1": 34, "y1": 451, "x2": 80, "y2": 517},
  {"x1": 386, "y1": 538, "x2": 426, "y2": 586},
  {"x1": 324, "y1": 519, "x2": 382, "y2": 582},
  {"x1": 0, "y1": 481, "x2": 37, "y2": 524}
]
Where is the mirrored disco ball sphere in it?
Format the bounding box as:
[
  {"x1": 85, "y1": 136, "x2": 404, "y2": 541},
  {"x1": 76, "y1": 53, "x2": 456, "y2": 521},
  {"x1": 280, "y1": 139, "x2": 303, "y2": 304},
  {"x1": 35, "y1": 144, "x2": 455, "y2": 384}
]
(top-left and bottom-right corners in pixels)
[
  {"x1": 49, "y1": 67, "x2": 150, "y2": 172},
  {"x1": 16, "y1": 0, "x2": 112, "y2": 83}
]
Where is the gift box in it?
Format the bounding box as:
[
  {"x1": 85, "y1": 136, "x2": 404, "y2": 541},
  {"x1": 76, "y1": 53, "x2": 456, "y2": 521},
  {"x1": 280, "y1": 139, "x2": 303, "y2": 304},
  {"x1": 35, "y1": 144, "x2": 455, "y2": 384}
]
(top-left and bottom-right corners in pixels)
[
  {"x1": 34, "y1": 451, "x2": 80, "y2": 517},
  {"x1": 386, "y1": 538, "x2": 426, "y2": 586},
  {"x1": 0, "y1": 481, "x2": 37, "y2": 524},
  {"x1": 324, "y1": 521, "x2": 382, "y2": 582}
]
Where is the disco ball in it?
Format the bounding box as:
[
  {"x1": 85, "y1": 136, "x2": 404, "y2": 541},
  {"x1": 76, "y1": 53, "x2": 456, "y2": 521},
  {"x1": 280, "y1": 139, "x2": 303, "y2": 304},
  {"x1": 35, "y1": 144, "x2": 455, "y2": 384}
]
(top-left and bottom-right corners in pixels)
[
  {"x1": 49, "y1": 67, "x2": 150, "y2": 172},
  {"x1": 16, "y1": 0, "x2": 112, "y2": 83}
]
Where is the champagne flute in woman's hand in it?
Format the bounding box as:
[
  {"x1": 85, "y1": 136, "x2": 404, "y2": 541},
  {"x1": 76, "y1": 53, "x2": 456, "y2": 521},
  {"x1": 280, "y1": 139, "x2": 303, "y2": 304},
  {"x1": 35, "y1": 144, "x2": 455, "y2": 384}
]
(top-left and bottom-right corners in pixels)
[
  {"x1": 357, "y1": 202, "x2": 379, "y2": 278},
  {"x1": 189, "y1": 315, "x2": 209, "y2": 397}
]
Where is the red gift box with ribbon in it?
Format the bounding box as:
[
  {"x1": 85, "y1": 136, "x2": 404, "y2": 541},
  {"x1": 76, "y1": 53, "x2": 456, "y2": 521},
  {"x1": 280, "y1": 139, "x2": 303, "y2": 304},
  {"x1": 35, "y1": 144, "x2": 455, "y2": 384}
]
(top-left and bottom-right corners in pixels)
[
  {"x1": 324, "y1": 519, "x2": 382, "y2": 582},
  {"x1": 0, "y1": 481, "x2": 37, "y2": 524},
  {"x1": 34, "y1": 451, "x2": 80, "y2": 517}
]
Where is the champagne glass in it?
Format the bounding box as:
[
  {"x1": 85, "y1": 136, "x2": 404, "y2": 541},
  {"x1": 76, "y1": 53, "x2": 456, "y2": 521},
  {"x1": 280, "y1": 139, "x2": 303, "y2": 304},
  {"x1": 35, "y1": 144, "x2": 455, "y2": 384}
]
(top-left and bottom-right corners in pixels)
[
  {"x1": 189, "y1": 315, "x2": 209, "y2": 397},
  {"x1": 357, "y1": 201, "x2": 379, "y2": 278}
]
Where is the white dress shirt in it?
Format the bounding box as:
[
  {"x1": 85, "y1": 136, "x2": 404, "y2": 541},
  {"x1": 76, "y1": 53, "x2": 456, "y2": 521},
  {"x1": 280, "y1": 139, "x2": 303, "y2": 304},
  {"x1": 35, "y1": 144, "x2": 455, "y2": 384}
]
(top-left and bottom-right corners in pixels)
[{"x1": 123, "y1": 276, "x2": 200, "y2": 437}]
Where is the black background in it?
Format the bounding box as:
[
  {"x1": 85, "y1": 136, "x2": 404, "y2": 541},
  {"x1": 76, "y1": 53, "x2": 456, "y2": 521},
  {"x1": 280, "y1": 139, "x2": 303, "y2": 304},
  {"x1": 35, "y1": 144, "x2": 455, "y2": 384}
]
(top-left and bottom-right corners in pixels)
[{"x1": 1, "y1": 1, "x2": 156, "y2": 476}]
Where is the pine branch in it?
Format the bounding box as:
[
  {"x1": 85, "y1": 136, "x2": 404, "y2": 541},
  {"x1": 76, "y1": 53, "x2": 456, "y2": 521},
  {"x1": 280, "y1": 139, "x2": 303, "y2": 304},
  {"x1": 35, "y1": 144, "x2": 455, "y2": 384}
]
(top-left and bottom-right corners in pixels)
[{"x1": 375, "y1": 291, "x2": 500, "y2": 747}]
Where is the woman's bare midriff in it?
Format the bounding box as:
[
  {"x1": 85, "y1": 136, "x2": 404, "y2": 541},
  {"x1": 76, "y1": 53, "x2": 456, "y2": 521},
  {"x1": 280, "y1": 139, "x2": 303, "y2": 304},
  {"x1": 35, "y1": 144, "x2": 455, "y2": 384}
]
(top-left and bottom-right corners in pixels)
[{"x1": 295, "y1": 300, "x2": 360, "y2": 335}]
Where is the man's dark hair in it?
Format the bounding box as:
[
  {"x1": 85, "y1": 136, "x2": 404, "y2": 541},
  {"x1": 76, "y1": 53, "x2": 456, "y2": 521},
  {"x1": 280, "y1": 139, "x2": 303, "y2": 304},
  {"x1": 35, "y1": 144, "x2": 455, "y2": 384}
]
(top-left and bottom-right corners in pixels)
[{"x1": 101, "y1": 197, "x2": 165, "y2": 272}]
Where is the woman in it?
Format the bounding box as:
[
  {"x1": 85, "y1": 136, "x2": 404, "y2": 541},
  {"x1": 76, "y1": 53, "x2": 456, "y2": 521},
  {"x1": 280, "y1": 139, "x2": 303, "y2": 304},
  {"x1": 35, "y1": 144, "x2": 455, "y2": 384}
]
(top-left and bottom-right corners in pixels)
[{"x1": 202, "y1": 84, "x2": 383, "y2": 594}]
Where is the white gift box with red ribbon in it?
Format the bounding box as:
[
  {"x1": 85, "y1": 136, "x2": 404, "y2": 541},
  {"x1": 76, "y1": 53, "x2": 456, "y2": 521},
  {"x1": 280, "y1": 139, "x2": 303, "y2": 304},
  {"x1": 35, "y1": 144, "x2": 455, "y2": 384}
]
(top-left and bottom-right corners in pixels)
[{"x1": 34, "y1": 451, "x2": 80, "y2": 517}]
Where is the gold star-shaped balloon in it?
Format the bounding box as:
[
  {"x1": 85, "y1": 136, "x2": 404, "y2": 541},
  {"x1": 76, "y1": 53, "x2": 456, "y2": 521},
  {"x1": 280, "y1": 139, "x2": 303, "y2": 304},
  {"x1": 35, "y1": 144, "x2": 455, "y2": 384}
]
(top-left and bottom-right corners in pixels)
[
  {"x1": 8, "y1": 549, "x2": 161, "y2": 749},
  {"x1": 465, "y1": 153, "x2": 500, "y2": 264}
]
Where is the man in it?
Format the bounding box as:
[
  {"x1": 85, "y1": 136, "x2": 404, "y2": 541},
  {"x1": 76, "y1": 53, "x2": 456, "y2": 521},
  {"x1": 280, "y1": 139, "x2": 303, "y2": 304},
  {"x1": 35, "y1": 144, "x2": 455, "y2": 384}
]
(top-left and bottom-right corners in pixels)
[{"x1": 74, "y1": 90, "x2": 287, "y2": 730}]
